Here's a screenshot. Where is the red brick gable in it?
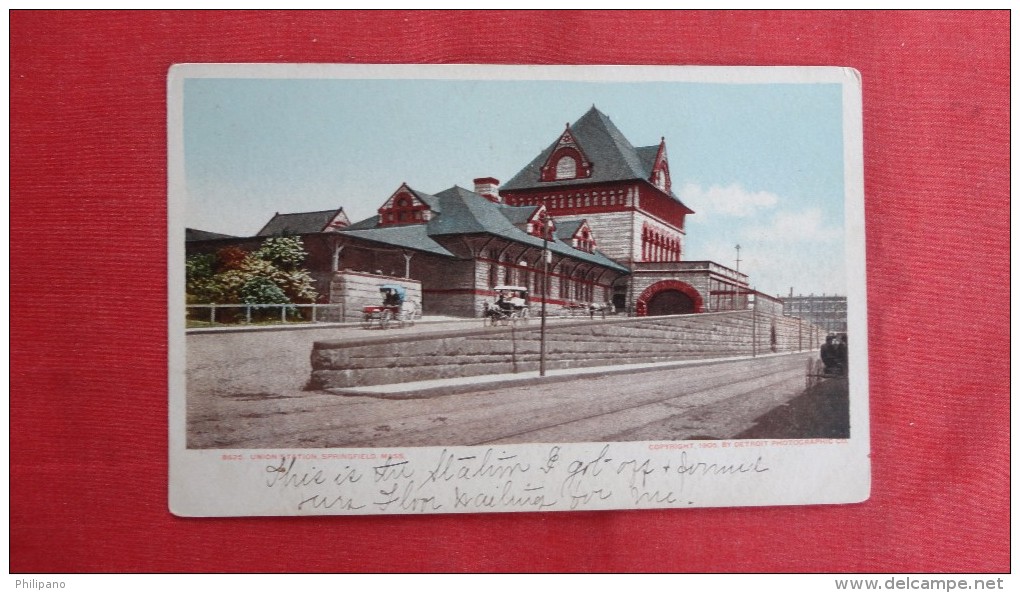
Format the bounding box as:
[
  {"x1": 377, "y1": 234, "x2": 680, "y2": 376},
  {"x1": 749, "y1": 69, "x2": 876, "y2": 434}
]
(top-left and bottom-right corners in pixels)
[
  {"x1": 649, "y1": 138, "x2": 671, "y2": 194},
  {"x1": 378, "y1": 183, "x2": 433, "y2": 226}
]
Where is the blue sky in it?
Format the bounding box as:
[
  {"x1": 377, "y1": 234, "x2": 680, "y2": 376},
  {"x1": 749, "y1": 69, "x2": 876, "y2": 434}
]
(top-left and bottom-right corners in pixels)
[{"x1": 184, "y1": 75, "x2": 848, "y2": 296}]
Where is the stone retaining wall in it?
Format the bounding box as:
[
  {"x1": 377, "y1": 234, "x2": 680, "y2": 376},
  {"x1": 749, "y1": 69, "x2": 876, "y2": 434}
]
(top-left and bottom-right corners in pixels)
[{"x1": 310, "y1": 310, "x2": 826, "y2": 389}]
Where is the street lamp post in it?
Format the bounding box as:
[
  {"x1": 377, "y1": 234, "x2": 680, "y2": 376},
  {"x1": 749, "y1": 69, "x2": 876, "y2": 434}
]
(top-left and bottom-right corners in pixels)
[
  {"x1": 540, "y1": 214, "x2": 552, "y2": 377},
  {"x1": 750, "y1": 287, "x2": 757, "y2": 358}
]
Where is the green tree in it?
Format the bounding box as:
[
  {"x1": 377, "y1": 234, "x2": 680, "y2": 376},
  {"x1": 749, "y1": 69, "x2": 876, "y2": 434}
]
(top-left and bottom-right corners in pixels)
[
  {"x1": 254, "y1": 237, "x2": 308, "y2": 270},
  {"x1": 185, "y1": 237, "x2": 318, "y2": 308},
  {"x1": 185, "y1": 253, "x2": 218, "y2": 304}
]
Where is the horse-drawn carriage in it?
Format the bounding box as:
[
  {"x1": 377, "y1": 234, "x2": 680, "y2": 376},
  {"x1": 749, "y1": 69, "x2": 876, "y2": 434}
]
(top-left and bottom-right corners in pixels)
[
  {"x1": 484, "y1": 285, "x2": 530, "y2": 326},
  {"x1": 361, "y1": 284, "x2": 418, "y2": 329},
  {"x1": 561, "y1": 301, "x2": 612, "y2": 319},
  {"x1": 806, "y1": 332, "x2": 849, "y2": 387}
]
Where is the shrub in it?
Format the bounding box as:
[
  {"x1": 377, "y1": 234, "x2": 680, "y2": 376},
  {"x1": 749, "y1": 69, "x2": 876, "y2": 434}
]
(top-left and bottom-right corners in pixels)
[{"x1": 185, "y1": 237, "x2": 318, "y2": 310}]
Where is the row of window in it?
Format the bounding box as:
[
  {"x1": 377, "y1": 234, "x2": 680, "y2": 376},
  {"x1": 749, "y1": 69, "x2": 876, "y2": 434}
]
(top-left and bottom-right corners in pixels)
[
  {"x1": 784, "y1": 301, "x2": 848, "y2": 313},
  {"x1": 486, "y1": 260, "x2": 606, "y2": 303},
  {"x1": 509, "y1": 189, "x2": 631, "y2": 211},
  {"x1": 381, "y1": 210, "x2": 427, "y2": 224},
  {"x1": 642, "y1": 225, "x2": 681, "y2": 262},
  {"x1": 379, "y1": 194, "x2": 430, "y2": 225}
]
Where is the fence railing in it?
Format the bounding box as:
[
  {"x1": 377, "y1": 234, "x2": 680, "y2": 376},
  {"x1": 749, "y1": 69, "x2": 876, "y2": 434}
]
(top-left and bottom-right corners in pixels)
[{"x1": 186, "y1": 303, "x2": 347, "y2": 326}]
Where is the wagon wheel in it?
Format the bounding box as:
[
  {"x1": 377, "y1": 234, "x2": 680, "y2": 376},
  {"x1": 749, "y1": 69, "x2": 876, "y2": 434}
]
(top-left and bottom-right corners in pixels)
[
  {"x1": 380, "y1": 310, "x2": 392, "y2": 329},
  {"x1": 361, "y1": 313, "x2": 374, "y2": 330}
]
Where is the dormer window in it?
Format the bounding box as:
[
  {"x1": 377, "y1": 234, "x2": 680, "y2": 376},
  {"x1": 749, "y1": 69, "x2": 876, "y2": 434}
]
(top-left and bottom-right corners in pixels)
[
  {"x1": 574, "y1": 227, "x2": 596, "y2": 253},
  {"x1": 523, "y1": 205, "x2": 555, "y2": 239},
  {"x1": 562, "y1": 220, "x2": 596, "y2": 253},
  {"x1": 654, "y1": 169, "x2": 667, "y2": 192},
  {"x1": 539, "y1": 125, "x2": 593, "y2": 182},
  {"x1": 649, "y1": 137, "x2": 671, "y2": 194},
  {"x1": 378, "y1": 184, "x2": 432, "y2": 226}
]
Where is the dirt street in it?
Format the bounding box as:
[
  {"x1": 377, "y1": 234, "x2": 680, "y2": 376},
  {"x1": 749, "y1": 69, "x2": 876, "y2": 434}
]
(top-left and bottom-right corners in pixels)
[{"x1": 187, "y1": 352, "x2": 847, "y2": 448}]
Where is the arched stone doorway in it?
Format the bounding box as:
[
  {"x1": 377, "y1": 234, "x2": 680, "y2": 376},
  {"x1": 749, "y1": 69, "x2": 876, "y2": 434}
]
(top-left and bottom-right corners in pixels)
[
  {"x1": 635, "y1": 280, "x2": 703, "y2": 316},
  {"x1": 647, "y1": 290, "x2": 696, "y2": 315}
]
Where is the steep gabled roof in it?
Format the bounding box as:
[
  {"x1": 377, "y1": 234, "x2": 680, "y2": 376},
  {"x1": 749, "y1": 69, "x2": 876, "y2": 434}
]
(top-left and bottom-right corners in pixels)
[
  {"x1": 501, "y1": 106, "x2": 692, "y2": 212},
  {"x1": 378, "y1": 184, "x2": 442, "y2": 214},
  {"x1": 185, "y1": 228, "x2": 236, "y2": 242},
  {"x1": 344, "y1": 214, "x2": 383, "y2": 231},
  {"x1": 500, "y1": 205, "x2": 540, "y2": 227},
  {"x1": 502, "y1": 106, "x2": 649, "y2": 190},
  {"x1": 256, "y1": 209, "x2": 344, "y2": 236},
  {"x1": 426, "y1": 185, "x2": 512, "y2": 236},
  {"x1": 635, "y1": 145, "x2": 660, "y2": 175},
  {"x1": 409, "y1": 187, "x2": 442, "y2": 213}
]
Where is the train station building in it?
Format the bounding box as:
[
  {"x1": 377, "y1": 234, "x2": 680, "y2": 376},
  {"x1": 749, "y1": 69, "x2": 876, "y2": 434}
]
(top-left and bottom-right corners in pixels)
[{"x1": 187, "y1": 106, "x2": 778, "y2": 317}]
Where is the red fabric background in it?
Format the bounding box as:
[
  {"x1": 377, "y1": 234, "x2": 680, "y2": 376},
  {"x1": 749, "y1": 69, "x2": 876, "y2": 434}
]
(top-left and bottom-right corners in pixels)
[{"x1": 10, "y1": 11, "x2": 1009, "y2": 573}]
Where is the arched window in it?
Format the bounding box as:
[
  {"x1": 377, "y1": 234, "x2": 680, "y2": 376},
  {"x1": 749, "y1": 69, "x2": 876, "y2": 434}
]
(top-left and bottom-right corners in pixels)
[{"x1": 555, "y1": 155, "x2": 577, "y2": 180}]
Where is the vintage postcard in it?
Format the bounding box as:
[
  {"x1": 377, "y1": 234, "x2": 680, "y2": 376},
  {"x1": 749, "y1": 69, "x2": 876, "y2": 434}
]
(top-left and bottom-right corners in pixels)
[{"x1": 169, "y1": 64, "x2": 869, "y2": 516}]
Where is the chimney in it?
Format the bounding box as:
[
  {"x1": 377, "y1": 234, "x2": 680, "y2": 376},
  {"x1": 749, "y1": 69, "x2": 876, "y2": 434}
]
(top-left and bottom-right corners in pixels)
[{"x1": 473, "y1": 177, "x2": 501, "y2": 203}]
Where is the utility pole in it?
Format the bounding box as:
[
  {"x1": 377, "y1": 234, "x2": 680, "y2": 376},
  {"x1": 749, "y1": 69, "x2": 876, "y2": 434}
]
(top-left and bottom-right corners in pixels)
[
  {"x1": 539, "y1": 212, "x2": 552, "y2": 377},
  {"x1": 751, "y1": 287, "x2": 757, "y2": 358},
  {"x1": 735, "y1": 244, "x2": 742, "y2": 273}
]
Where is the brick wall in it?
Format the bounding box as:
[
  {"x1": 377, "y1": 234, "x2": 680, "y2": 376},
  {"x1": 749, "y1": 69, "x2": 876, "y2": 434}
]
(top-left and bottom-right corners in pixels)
[{"x1": 310, "y1": 310, "x2": 826, "y2": 389}]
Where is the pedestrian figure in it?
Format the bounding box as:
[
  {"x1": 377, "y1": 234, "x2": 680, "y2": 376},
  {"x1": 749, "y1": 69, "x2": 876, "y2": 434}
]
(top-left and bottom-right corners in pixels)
[
  {"x1": 820, "y1": 334, "x2": 841, "y2": 375},
  {"x1": 382, "y1": 287, "x2": 401, "y2": 307}
]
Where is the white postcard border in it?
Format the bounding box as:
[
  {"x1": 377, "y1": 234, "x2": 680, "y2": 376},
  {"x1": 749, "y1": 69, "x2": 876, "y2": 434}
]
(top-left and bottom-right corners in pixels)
[{"x1": 168, "y1": 64, "x2": 869, "y2": 517}]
